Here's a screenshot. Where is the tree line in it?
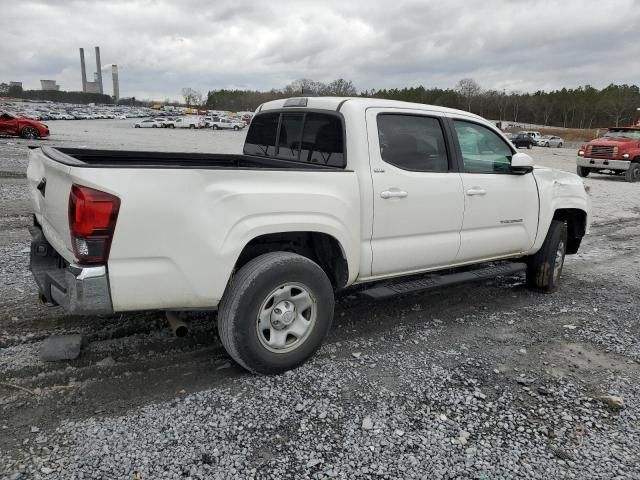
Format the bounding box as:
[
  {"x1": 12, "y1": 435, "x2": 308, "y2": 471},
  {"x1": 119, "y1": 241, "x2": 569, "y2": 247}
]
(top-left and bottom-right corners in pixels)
[
  {"x1": 0, "y1": 83, "x2": 113, "y2": 105},
  {"x1": 200, "y1": 78, "x2": 640, "y2": 129}
]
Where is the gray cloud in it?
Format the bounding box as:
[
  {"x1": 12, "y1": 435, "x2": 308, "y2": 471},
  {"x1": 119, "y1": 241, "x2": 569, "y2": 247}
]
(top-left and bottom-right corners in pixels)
[{"x1": 1, "y1": 0, "x2": 639, "y2": 100}]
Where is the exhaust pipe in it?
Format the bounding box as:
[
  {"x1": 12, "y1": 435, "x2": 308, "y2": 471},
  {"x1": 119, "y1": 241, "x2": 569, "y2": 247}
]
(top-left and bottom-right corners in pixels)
[{"x1": 165, "y1": 312, "x2": 188, "y2": 337}]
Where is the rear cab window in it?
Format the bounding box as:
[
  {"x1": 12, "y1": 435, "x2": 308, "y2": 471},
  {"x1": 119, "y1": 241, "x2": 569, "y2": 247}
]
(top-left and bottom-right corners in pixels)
[{"x1": 243, "y1": 111, "x2": 345, "y2": 167}]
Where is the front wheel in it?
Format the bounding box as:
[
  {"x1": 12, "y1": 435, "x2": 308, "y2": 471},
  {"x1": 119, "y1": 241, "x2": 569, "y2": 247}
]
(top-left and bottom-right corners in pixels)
[
  {"x1": 21, "y1": 126, "x2": 40, "y2": 139},
  {"x1": 557, "y1": 142, "x2": 563, "y2": 148},
  {"x1": 527, "y1": 143, "x2": 532, "y2": 149},
  {"x1": 526, "y1": 220, "x2": 568, "y2": 293},
  {"x1": 212, "y1": 125, "x2": 218, "y2": 130},
  {"x1": 625, "y1": 162, "x2": 640, "y2": 183},
  {"x1": 217, "y1": 252, "x2": 334, "y2": 374},
  {"x1": 577, "y1": 166, "x2": 591, "y2": 177},
  {"x1": 233, "y1": 125, "x2": 239, "y2": 131}
]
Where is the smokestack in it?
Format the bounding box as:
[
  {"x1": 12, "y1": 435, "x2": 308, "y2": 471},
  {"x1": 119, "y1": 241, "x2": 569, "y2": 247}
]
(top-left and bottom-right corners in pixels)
[
  {"x1": 111, "y1": 65, "x2": 119, "y2": 100},
  {"x1": 79, "y1": 48, "x2": 87, "y2": 92},
  {"x1": 94, "y1": 46, "x2": 103, "y2": 94}
]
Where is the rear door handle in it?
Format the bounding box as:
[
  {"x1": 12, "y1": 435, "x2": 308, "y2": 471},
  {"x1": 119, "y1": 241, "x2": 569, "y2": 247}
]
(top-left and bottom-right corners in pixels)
[
  {"x1": 466, "y1": 188, "x2": 486, "y2": 196},
  {"x1": 380, "y1": 190, "x2": 408, "y2": 199}
]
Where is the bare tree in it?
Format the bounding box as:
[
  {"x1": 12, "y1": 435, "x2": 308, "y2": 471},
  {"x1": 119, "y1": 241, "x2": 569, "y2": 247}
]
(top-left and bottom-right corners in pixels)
[
  {"x1": 181, "y1": 87, "x2": 202, "y2": 106},
  {"x1": 283, "y1": 78, "x2": 326, "y2": 96},
  {"x1": 324, "y1": 78, "x2": 357, "y2": 96},
  {"x1": 455, "y1": 78, "x2": 482, "y2": 112}
]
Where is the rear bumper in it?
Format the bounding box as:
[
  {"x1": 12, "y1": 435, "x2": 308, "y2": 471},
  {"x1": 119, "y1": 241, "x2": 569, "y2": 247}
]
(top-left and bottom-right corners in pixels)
[
  {"x1": 577, "y1": 157, "x2": 630, "y2": 171},
  {"x1": 29, "y1": 225, "x2": 113, "y2": 315}
]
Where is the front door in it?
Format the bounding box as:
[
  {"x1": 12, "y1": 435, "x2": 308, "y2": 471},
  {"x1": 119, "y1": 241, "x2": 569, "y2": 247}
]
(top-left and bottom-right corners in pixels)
[
  {"x1": 367, "y1": 109, "x2": 465, "y2": 277},
  {"x1": 449, "y1": 118, "x2": 539, "y2": 262}
]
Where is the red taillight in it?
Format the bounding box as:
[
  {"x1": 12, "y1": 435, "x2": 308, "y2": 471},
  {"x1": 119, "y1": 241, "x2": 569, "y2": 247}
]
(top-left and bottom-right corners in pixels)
[{"x1": 68, "y1": 184, "x2": 120, "y2": 264}]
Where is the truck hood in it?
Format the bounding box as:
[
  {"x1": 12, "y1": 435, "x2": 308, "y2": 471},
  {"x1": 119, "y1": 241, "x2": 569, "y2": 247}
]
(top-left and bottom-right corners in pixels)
[
  {"x1": 588, "y1": 137, "x2": 639, "y2": 148},
  {"x1": 532, "y1": 165, "x2": 586, "y2": 187}
]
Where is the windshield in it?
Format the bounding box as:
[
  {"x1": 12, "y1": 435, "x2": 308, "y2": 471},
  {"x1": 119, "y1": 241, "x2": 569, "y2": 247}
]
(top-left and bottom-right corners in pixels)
[{"x1": 604, "y1": 129, "x2": 640, "y2": 140}]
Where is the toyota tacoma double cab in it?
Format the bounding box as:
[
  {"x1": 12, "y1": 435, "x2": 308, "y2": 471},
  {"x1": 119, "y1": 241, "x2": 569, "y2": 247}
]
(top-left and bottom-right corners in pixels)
[
  {"x1": 26, "y1": 97, "x2": 590, "y2": 374},
  {"x1": 577, "y1": 126, "x2": 640, "y2": 182}
]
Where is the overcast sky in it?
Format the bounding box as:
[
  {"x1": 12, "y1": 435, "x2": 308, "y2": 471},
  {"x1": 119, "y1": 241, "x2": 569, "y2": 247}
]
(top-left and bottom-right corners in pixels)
[{"x1": 1, "y1": 0, "x2": 639, "y2": 101}]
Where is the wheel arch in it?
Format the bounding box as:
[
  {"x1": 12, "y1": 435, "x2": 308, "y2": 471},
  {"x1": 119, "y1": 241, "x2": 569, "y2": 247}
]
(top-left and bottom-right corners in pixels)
[
  {"x1": 553, "y1": 208, "x2": 587, "y2": 254},
  {"x1": 233, "y1": 231, "x2": 350, "y2": 289}
]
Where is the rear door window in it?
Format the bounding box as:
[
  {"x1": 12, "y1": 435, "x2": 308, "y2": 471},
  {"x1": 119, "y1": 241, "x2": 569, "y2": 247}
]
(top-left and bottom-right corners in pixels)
[
  {"x1": 376, "y1": 114, "x2": 449, "y2": 172},
  {"x1": 243, "y1": 111, "x2": 345, "y2": 167}
]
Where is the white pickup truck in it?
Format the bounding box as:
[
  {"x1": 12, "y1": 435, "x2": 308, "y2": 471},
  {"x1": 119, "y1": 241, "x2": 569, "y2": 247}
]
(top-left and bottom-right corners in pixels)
[{"x1": 27, "y1": 97, "x2": 590, "y2": 374}]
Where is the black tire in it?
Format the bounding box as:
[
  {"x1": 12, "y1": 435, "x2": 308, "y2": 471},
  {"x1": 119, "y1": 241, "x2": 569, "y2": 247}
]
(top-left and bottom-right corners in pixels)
[
  {"x1": 577, "y1": 166, "x2": 591, "y2": 177},
  {"x1": 135, "y1": 125, "x2": 140, "y2": 128},
  {"x1": 625, "y1": 162, "x2": 640, "y2": 183},
  {"x1": 527, "y1": 143, "x2": 532, "y2": 149},
  {"x1": 21, "y1": 126, "x2": 40, "y2": 139},
  {"x1": 233, "y1": 125, "x2": 239, "y2": 131},
  {"x1": 217, "y1": 252, "x2": 334, "y2": 374},
  {"x1": 212, "y1": 125, "x2": 218, "y2": 130},
  {"x1": 546, "y1": 142, "x2": 550, "y2": 148},
  {"x1": 189, "y1": 124, "x2": 195, "y2": 129},
  {"x1": 557, "y1": 142, "x2": 563, "y2": 148},
  {"x1": 526, "y1": 220, "x2": 568, "y2": 293}
]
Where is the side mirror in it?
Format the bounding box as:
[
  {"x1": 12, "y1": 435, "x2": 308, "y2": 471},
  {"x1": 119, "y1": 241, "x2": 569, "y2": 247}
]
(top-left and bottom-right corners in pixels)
[{"x1": 511, "y1": 152, "x2": 534, "y2": 174}]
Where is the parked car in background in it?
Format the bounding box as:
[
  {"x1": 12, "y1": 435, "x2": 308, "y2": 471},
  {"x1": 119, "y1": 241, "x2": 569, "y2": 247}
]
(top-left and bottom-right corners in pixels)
[
  {"x1": 175, "y1": 116, "x2": 203, "y2": 129},
  {"x1": 537, "y1": 135, "x2": 564, "y2": 148},
  {"x1": 134, "y1": 119, "x2": 160, "y2": 128},
  {"x1": 503, "y1": 132, "x2": 516, "y2": 141},
  {"x1": 519, "y1": 131, "x2": 543, "y2": 143},
  {"x1": 512, "y1": 133, "x2": 535, "y2": 149},
  {"x1": 577, "y1": 126, "x2": 640, "y2": 182},
  {"x1": 154, "y1": 118, "x2": 176, "y2": 128},
  {"x1": 0, "y1": 111, "x2": 50, "y2": 138},
  {"x1": 211, "y1": 117, "x2": 245, "y2": 130}
]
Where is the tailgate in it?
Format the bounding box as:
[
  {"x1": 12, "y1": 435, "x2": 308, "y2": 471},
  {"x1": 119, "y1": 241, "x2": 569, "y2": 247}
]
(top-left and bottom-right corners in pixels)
[{"x1": 26, "y1": 147, "x2": 75, "y2": 262}]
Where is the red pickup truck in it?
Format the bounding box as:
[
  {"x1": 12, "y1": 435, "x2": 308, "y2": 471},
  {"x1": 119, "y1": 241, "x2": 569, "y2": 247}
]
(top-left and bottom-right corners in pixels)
[
  {"x1": 577, "y1": 125, "x2": 640, "y2": 182},
  {"x1": 0, "y1": 111, "x2": 50, "y2": 139}
]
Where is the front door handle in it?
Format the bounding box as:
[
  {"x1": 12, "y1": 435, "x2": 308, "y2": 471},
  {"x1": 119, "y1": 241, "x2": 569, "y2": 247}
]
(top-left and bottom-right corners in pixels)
[
  {"x1": 380, "y1": 190, "x2": 408, "y2": 199},
  {"x1": 466, "y1": 188, "x2": 486, "y2": 196}
]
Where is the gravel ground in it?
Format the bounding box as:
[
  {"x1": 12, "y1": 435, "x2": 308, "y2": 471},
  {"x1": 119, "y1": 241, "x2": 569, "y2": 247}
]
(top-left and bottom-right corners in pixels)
[{"x1": 1, "y1": 121, "x2": 639, "y2": 479}]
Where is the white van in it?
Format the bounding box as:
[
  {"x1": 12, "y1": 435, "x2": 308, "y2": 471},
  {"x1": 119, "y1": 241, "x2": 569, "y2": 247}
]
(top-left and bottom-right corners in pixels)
[{"x1": 175, "y1": 116, "x2": 203, "y2": 129}]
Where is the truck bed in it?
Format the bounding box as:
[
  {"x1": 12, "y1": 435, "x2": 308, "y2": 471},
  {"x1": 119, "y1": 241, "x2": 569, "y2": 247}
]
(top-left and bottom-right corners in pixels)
[{"x1": 39, "y1": 146, "x2": 346, "y2": 171}]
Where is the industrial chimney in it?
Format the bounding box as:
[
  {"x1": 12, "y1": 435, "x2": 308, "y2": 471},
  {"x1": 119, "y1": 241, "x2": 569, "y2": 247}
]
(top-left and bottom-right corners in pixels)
[
  {"x1": 95, "y1": 46, "x2": 103, "y2": 94},
  {"x1": 79, "y1": 48, "x2": 87, "y2": 92},
  {"x1": 112, "y1": 65, "x2": 120, "y2": 101}
]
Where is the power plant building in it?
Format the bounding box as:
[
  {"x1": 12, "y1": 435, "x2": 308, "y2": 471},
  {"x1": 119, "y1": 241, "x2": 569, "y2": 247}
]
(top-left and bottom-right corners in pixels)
[
  {"x1": 79, "y1": 46, "x2": 120, "y2": 99},
  {"x1": 40, "y1": 80, "x2": 60, "y2": 91}
]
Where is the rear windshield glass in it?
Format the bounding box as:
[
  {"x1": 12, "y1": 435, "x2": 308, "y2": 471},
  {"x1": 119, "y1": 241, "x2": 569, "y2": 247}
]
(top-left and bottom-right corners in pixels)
[{"x1": 243, "y1": 111, "x2": 345, "y2": 167}]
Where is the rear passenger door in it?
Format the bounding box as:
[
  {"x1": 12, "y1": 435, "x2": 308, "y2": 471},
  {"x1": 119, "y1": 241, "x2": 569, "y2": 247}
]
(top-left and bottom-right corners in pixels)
[{"x1": 367, "y1": 109, "x2": 464, "y2": 277}]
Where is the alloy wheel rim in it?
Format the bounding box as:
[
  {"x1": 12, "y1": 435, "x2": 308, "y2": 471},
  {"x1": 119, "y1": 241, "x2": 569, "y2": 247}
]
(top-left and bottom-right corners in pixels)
[{"x1": 256, "y1": 282, "x2": 316, "y2": 354}]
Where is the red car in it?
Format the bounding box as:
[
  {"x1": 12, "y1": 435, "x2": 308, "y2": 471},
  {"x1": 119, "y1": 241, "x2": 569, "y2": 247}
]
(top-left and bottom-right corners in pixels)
[{"x1": 0, "y1": 111, "x2": 50, "y2": 139}]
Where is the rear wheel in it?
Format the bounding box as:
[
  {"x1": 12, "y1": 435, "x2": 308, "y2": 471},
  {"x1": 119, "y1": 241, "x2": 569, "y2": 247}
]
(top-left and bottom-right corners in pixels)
[
  {"x1": 526, "y1": 220, "x2": 568, "y2": 293},
  {"x1": 189, "y1": 124, "x2": 195, "y2": 129},
  {"x1": 577, "y1": 166, "x2": 591, "y2": 177},
  {"x1": 625, "y1": 162, "x2": 640, "y2": 182},
  {"x1": 21, "y1": 126, "x2": 39, "y2": 139},
  {"x1": 217, "y1": 252, "x2": 334, "y2": 374}
]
